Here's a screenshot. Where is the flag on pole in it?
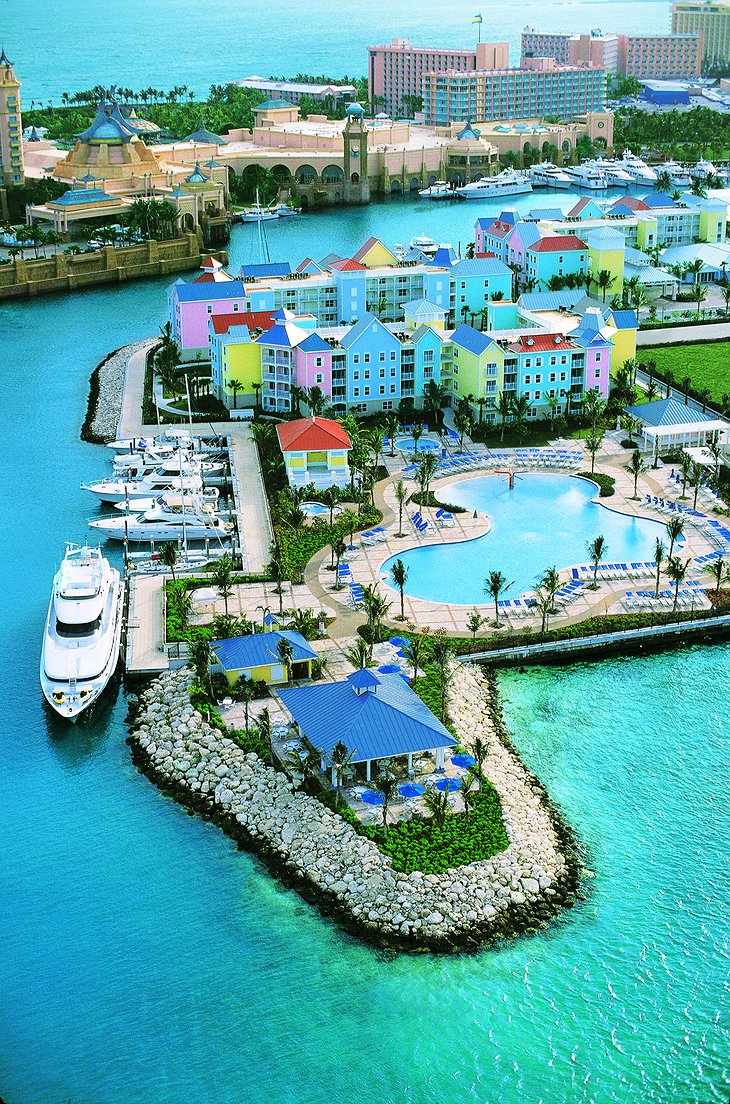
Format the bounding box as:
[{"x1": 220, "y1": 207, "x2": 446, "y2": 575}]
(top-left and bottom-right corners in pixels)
[{"x1": 472, "y1": 12, "x2": 483, "y2": 22}]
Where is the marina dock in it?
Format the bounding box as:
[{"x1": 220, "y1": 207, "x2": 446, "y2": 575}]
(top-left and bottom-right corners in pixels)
[{"x1": 125, "y1": 574, "x2": 169, "y2": 676}]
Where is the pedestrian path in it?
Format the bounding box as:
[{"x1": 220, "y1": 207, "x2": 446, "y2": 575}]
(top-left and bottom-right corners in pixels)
[{"x1": 126, "y1": 574, "x2": 168, "y2": 674}]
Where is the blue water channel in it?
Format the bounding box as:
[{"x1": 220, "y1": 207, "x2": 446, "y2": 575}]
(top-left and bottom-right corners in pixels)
[
  {"x1": 382, "y1": 473, "x2": 673, "y2": 604},
  {"x1": 1, "y1": 213, "x2": 728, "y2": 1101}
]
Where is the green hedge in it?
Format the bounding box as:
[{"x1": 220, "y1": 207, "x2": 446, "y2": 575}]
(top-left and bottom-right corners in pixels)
[
  {"x1": 276, "y1": 505, "x2": 381, "y2": 579},
  {"x1": 410, "y1": 490, "x2": 467, "y2": 514},
  {"x1": 361, "y1": 784, "x2": 509, "y2": 874},
  {"x1": 576, "y1": 471, "x2": 615, "y2": 497}
]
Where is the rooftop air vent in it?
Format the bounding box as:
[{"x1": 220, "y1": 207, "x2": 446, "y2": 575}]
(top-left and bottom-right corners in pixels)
[
  {"x1": 554, "y1": 336, "x2": 562, "y2": 344},
  {"x1": 526, "y1": 338, "x2": 534, "y2": 346}
]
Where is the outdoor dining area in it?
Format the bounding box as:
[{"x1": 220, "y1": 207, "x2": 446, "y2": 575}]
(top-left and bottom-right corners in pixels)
[{"x1": 344, "y1": 751, "x2": 479, "y2": 824}]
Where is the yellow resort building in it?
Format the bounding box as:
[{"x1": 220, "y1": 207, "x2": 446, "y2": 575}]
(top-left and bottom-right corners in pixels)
[{"x1": 0, "y1": 49, "x2": 24, "y2": 186}]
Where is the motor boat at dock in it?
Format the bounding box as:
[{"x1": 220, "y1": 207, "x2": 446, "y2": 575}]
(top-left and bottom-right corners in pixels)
[{"x1": 88, "y1": 495, "x2": 234, "y2": 543}]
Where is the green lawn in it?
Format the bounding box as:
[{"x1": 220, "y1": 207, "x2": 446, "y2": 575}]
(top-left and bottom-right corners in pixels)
[{"x1": 644, "y1": 342, "x2": 730, "y2": 403}]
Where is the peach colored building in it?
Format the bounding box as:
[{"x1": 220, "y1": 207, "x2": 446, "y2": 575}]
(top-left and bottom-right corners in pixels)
[
  {"x1": 367, "y1": 38, "x2": 509, "y2": 116},
  {"x1": 521, "y1": 27, "x2": 702, "y2": 80}
]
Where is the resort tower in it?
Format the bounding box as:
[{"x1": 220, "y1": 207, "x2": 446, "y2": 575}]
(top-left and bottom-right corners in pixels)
[
  {"x1": 342, "y1": 103, "x2": 369, "y2": 204},
  {"x1": 0, "y1": 49, "x2": 24, "y2": 185}
]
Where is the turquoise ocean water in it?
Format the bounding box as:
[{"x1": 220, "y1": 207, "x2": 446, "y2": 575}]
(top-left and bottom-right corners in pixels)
[{"x1": 1, "y1": 2, "x2": 729, "y2": 1099}]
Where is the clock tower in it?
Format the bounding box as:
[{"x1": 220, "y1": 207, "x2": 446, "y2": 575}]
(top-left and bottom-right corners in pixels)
[{"x1": 342, "y1": 102, "x2": 369, "y2": 205}]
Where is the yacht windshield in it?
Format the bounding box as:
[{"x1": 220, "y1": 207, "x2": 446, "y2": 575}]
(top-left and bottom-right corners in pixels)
[{"x1": 56, "y1": 615, "x2": 102, "y2": 637}]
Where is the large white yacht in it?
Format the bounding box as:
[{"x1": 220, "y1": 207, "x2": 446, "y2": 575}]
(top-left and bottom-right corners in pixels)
[
  {"x1": 418, "y1": 180, "x2": 456, "y2": 200},
  {"x1": 82, "y1": 468, "x2": 206, "y2": 505},
  {"x1": 530, "y1": 163, "x2": 573, "y2": 189},
  {"x1": 565, "y1": 164, "x2": 608, "y2": 190},
  {"x1": 112, "y1": 488, "x2": 219, "y2": 513},
  {"x1": 660, "y1": 160, "x2": 691, "y2": 188},
  {"x1": 586, "y1": 158, "x2": 632, "y2": 187},
  {"x1": 88, "y1": 496, "x2": 234, "y2": 543},
  {"x1": 618, "y1": 151, "x2": 657, "y2": 185},
  {"x1": 456, "y1": 169, "x2": 532, "y2": 199},
  {"x1": 691, "y1": 157, "x2": 719, "y2": 181},
  {"x1": 40, "y1": 544, "x2": 124, "y2": 721}
]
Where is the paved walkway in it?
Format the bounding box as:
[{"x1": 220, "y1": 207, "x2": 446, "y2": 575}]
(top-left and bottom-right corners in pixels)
[
  {"x1": 126, "y1": 574, "x2": 169, "y2": 675},
  {"x1": 638, "y1": 322, "x2": 730, "y2": 346},
  {"x1": 226, "y1": 423, "x2": 273, "y2": 573},
  {"x1": 117, "y1": 339, "x2": 156, "y2": 440}
]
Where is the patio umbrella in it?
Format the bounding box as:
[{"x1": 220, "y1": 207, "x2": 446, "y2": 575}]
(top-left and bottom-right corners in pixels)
[
  {"x1": 389, "y1": 636, "x2": 410, "y2": 649},
  {"x1": 378, "y1": 663, "x2": 402, "y2": 674},
  {"x1": 435, "y1": 777, "x2": 463, "y2": 792},
  {"x1": 361, "y1": 789, "x2": 385, "y2": 805},
  {"x1": 399, "y1": 783, "x2": 426, "y2": 799},
  {"x1": 451, "y1": 753, "x2": 476, "y2": 769}
]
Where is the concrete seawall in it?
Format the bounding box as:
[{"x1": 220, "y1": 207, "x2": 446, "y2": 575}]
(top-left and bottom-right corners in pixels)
[{"x1": 127, "y1": 664, "x2": 581, "y2": 953}]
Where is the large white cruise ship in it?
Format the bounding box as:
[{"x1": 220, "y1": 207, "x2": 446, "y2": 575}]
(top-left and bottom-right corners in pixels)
[
  {"x1": 40, "y1": 544, "x2": 124, "y2": 721},
  {"x1": 456, "y1": 169, "x2": 532, "y2": 200}
]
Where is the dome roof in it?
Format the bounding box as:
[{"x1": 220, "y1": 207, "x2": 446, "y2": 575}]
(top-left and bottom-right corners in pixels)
[
  {"x1": 185, "y1": 161, "x2": 210, "y2": 184},
  {"x1": 456, "y1": 119, "x2": 482, "y2": 143},
  {"x1": 346, "y1": 102, "x2": 365, "y2": 117}
]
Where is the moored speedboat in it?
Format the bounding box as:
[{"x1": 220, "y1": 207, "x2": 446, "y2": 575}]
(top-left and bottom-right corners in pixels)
[
  {"x1": 418, "y1": 180, "x2": 456, "y2": 200},
  {"x1": 40, "y1": 544, "x2": 124, "y2": 722},
  {"x1": 112, "y1": 488, "x2": 219, "y2": 513}
]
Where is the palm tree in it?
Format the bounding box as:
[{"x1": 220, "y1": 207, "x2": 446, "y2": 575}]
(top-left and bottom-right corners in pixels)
[
  {"x1": 422, "y1": 379, "x2": 446, "y2": 427},
  {"x1": 332, "y1": 537, "x2": 347, "y2": 586},
  {"x1": 422, "y1": 786, "x2": 451, "y2": 827},
  {"x1": 159, "y1": 541, "x2": 178, "y2": 581},
  {"x1": 284, "y1": 746, "x2": 320, "y2": 787},
  {"x1": 394, "y1": 479, "x2": 408, "y2": 537},
  {"x1": 680, "y1": 375, "x2": 693, "y2": 405},
  {"x1": 277, "y1": 636, "x2": 294, "y2": 685},
  {"x1": 384, "y1": 411, "x2": 400, "y2": 456},
  {"x1": 305, "y1": 385, "x2": 329, "y2": 416},
  {"x1": 583, "y1": 388, "x2": 605, "y2": 432},
  {"x1": 256, "y1": 707, "x2": 273, "y2": 762},
  {"x1": 509, "y1": 394, "x2": 532, "y2": 440},
  {"x1": 430, "y1": 631, "x2": 453, "y2": 722},
  {"x1": 689, "y1": 461, "x2": 704, "y2": 510},
  {"x1": 497, "y1": 391, "x2": 512, "y2": 442},
  {"x1": 708, "y1": 555, "x2": 729, "y2": 596},
  {"x1": 460, "y1": 766, "x2": 481, "y2": 820},
  {"x1": 373, "y1": 773, "x2": 399, "y2": 835},
  {"x1": 416, "y1": 451, "x2": 439, "y2": 503},
  {"x1": 211, "y1": 553, "x2": 235, "y2": 617},
  {"x1": 623, "y1": 413, "x2": 643, "y2": 444},
  {"x1": 466, "y1": 608, "x2": 484, "y2": 646},
  {"x1": 343, "y1": 637, "x2": 374, "y2": 669},
  {"x1": 678, "y1": 450, "x2": 693, "y2": 498},
  {"x1": 654, "y1": 537, "x2": 666, "y2": 598},
  {"x1": 585, "y1": 428, "x2": 604, "y2": 474},
  {"x1": 626, "y1": 449, "x2": 647, "y2": 499},
  {"x1": 189, "y1": 636, "x2": 215, "y2": 699},
  {"x1": 361, "y1": 585, "x2": 391, "y2": 642},
  {"x1": 230, "y1": 379, "x2": 243, "y2": 410},
  {"x1": 666, "y1": 514, "x2": 685, "y2": 560},
  {"x1": 453, "y1": 407, "x2": 473, "y2": 452},
  {"x1": 470, "y1": 735, "x2": 488, "y2": 775},
  {"x1": 485, "y1": 570, "x2": 512, "y2": 626},
  {"x1": 536, "y1": 565, "x2": 560, "y2": 632},
  {"x1": 402, "y1": 632, "x2": 427, "y2": 682},
  {"x1": 587, "y1": 534, "x2": 606, "y2": 589},
  {"x1": 328, "y1": 739, "x2": 355, "y2": 790},
  {"x1": 704, "y1": 432, "x2": 723, "y2": 488},
  {"x1": 665, "y1": 555, "x2": 689, "y2": 612},
  {"x1": 234, "y1": 675, "x2": 255, "y2": 731},
  {"x1": 597, "y1": 268, "x2": 616, "y2": 302},
  {"x1": 390, "y1": 558, "x2": 409, "y2": 620},
  {"x1": 410, "y1": 422, "x2": 424, "y2": 453}
]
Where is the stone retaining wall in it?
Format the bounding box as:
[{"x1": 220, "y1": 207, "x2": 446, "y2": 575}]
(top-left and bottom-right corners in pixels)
[{"x1": 127, "y1": 664, "x2": 581, "y2": 952}]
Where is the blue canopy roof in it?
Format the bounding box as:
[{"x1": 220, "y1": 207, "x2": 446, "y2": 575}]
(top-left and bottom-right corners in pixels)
[
  {"x1": 278, "y1": 672, "x2": 455, "y2": 763},
  {"x1": 347, "y1": 668, "x2": 381, "y2": 690},
  {"x1": 240, "y1": 262, "x2": 292, "y2": 279},
  {"x1": 256, "y1": 98, "x2": 297, "y2": 110},
  {"x1": 185, "y1": 161, "x2": 210, "y2": 183},
  {"x1": 173, "y1": 279, "x2": 245, "y2": 302},
  {"x1": 627, "y1": 397, "x2": 720, "y2": 428},
  {"x1": 298, "y1": 332, "x2": 332, "y2": 353},
  {"x1": 184, "y1": 122, "x2": 228, "y2": 144},
  {"x1": 450, "y1": 323, "x2": 495, "y2": 356},
  {"x1": 50, "y1": 188, "x2": 116, "y2": 207},
  {"x1": 212, "y1": 630, "x2": 316, "y2": 671},
  {"x1": 450, "y1": 257, "x2": 511, "y2": 277}
]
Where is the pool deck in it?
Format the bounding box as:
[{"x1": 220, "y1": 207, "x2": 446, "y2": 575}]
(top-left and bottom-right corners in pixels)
[{"x1": 314, "y1": 434, "x2": 721, "y2": 636}]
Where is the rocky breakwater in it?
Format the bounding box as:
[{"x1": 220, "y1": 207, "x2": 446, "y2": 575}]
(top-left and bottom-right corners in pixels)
[
  {"x1": 81, "y1": 338, "x2": 157, "y2": 443},
  {"x1": 127, "y1": 665, "x2": 580, "y2": 952}
]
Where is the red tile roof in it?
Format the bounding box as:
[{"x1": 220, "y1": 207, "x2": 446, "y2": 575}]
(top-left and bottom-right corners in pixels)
[
  {"x1": 528, "y1": 235, "x2": 587, "y2": 253},
  {"x1": 611, "y1": 196, "x2": 650, "y2": 212},
  {"x1": 475, "y1": 251, "x2": 497, "y2": 258},
  {"x1": 484, "y1": 220, "x2": 513, "y2": 239},
  {"x1": 210, "y1": 311, "x2": 276, "y2": 335},
  {"x1": 329, "y1": 258, "x2": 367, "y2": 271},
  {"x1": 276, "y1": 417, "x2": 352, "y2": 452},
  {"x1": 506, "y1": 334, "x2": 575, "y2": 353}
]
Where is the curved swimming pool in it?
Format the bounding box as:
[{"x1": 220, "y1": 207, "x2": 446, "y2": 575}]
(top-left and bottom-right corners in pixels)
[{"x1": 382, "y1": 473, "x2": 674, "y2": 605}]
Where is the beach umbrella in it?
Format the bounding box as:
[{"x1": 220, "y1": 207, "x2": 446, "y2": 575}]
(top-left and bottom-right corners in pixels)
[
  {"x1": 399, "y1": 783, "x2": 426, "y2": 799},
  {"x1": 451, "y1": 753, "x2": 476, "y2": 769},
  {"x1": 361, "y1": 789, "x2": 385, "y2": 805},
  {"x1": 435, "y1": 777, "x2": 463, "y2": 792}
]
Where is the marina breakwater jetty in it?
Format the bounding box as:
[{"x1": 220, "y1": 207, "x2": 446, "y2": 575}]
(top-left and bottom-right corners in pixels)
[
  {"x1": 82, "y1": 338, "x2": 157, "y2": 444},
  {"x1": 127, "y1": 664, "x2": 581, "y2": 952}
]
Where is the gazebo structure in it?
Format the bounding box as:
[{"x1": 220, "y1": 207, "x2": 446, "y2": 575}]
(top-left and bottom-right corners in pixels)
[
  {"x1": 278, "y1": 670, "x2": 456, "y2": 782},
  {"x1": 627, "y1": 397, "x2": 730, "y2": 458},
  {"x1": 275, "y1": 416, "x2": 351, "y2": 488}
]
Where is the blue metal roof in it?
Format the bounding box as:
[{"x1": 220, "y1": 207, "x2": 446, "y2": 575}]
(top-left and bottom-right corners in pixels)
[
  {"x1": 256, "y1": 98, "x2": 297, "y2": 110},
  {"x1": 347, "y1": 668, "x2": 380, "y2": 689},
  {"x1": 298, "y1": 332, "x2": 332, "y2": 353},
  {"x1": 278, "y1": 673, "x2": 455, "y2": 763},
  {"x1": 450, "y1": 323, "x2": 495, "y2": 356},
  {"x1": 609, "y1": 309, "x2": 638, "y2": 330},
  {"x1": 519, "y1": 289, "x2": 587, "y2": 312},
  {"x1": 184, "y1": 122, "x2": 227, "y2": 144},
  {"x1": 641, "y1": 191, "x2": 678, "y2": 208},
  {"x1": 51, "y1": 188, "x2": 116, "y2": 207},
  {"x1": 240, "y1": 262, "x2": 292, "y2": 279},
  {"x1": 255, "y1": 320, "x2": 307, "y2": 348},
  {"x1": 340, "y1": 313, "x2": 398, "y2": 350},
  {"x1": 450, "y1": 257, "x2": 511, "y2": 277},
  {"x1": 212, "y1": 630, "x2": 316, "y2": 671},
  {"x1": 528, "y1": 207, "x2": 565, "y2": 220},
  {"x1": 426, "y1": 245, "x2": 457, "y2": 268},
  {"x1": 173, "y1": 279, "x2": 246, "y2": 303},
  {"x1": 626, "y1": 397, "x2": 719, "y2": 427}
]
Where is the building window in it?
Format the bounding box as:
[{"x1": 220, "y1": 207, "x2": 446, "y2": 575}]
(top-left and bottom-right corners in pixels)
[
  {"x1": 535, "y1": 374, "x2": 541, "y2": 383},
  {"x1": 524, "y1": 374, "x2": 531, "y2": 384},
  {"x1": 353, "y1": 371, "x2": 359, "y2": 381},
  {"x1": 380, "y1": 385, "x2": 385, "y2": 394},
  {"x1": 315, "y1": 357, "x2": 323, "y2": 367},
  {"x1": 379, "y1": 368, "x2": 385, "y2": 378},
  {"x1": 233, "y1": 303, "x2": 239, "y2": 313},
  {"x1": 364, "y1": 353, "x2": 370, "y2": 363},
  {"x1": 353, "y1": 387, "x2": 360, "y2": 397},
  {"x1": 364, "y1": 387, "x2": 370, "y2": 396},
  {"x1": 379, "y1": 351, "x2": 386, "y2": 362},
  {"x1": 353, "y1": 354, "x2": 360, "y2": 364},
  {"x1": 390, "y1": 350, "x2": 396, "y2": 361}
]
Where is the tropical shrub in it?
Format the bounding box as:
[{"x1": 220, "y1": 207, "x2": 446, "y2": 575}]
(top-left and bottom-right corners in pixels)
[{"x1": 576, "y1": 471, "x2": 615, "y2": 497}]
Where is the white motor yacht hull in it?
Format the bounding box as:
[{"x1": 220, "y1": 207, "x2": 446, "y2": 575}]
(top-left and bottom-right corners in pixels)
[
  {"x1": 40, "y1": 561, "x2": 124, "y2": 722},
  {"x1": 88, "y1": 516, "x2": 233, "y2": 543}
]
